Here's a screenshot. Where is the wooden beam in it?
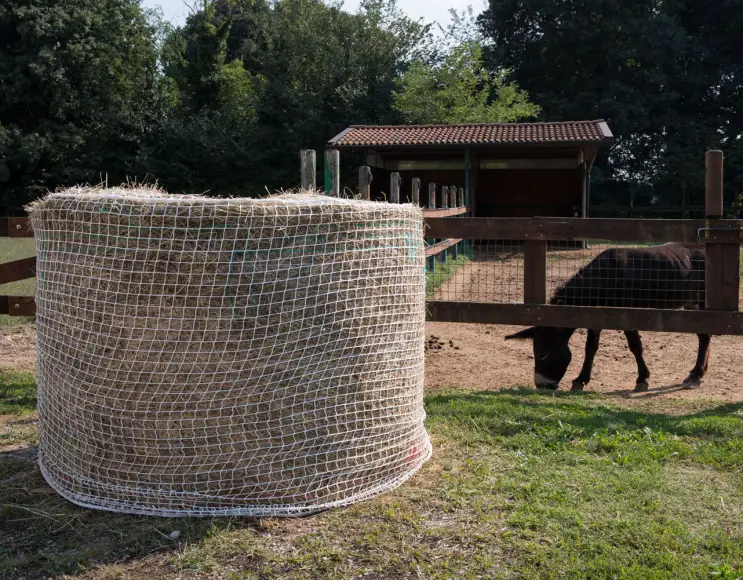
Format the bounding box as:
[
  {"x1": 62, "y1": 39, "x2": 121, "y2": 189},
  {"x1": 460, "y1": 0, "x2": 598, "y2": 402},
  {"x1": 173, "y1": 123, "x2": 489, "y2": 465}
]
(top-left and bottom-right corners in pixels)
[
  {"x1": 385, "y1": 160, "x2": 464, "y2": 171},
  {"x1": 300, "y1": 150, "x2": 316, "y2": 191},
  {"x1": 366, "y1": 152, "x2": 384, "y2": 169},
  {"x1": 0, "y1": 217, "x2": 33, "y2": 238},
  {"x1": 0, "y1": 296, "x2": 36, "y2": 316},
  {"x1": 479, "y1": 158, "x2": 579, "y2": 170},
  {"x1": 704, "y1": 150, "x2": 738, "y2": 311},
  {"x1": 390, "y1": 172, "x2": 401, "y2": 203},
  {"x1": 411, "y1": 178, "x2": 421, "y2": 205},
  {"x1": 359, "y1": 166, "x2": 372, "y2": 200},
  {"x1": 426, "y1": 238, "x2": 463, "y2": 258},
  {"x1": 426, "y1": 302, "x2": 743, "y2": 336},
  {"x1": 523, "y1": 241, "x2": 546, "y2": 304},
  {"x1": 0, "y1": 257, "x2": 36, "y2": 285},
  {"x1": 422, "y1": 207, "x2": 468, "y2": 218},
  {"x1": 424, "y1": 217, "x2": 741, "y2": 243},
  {"x1": 324, "y1": 149, "x2": 340, "y2": 196}
]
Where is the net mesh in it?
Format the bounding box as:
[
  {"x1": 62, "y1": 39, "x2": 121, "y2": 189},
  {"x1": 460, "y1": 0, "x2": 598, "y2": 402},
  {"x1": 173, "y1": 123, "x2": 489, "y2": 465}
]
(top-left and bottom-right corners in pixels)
[
  {"x1": 28, "y1": 187, "x2": 430, "y2": 517},
  {"x1": 427, "y1": 241, "x2": 709, "y2": 309}
]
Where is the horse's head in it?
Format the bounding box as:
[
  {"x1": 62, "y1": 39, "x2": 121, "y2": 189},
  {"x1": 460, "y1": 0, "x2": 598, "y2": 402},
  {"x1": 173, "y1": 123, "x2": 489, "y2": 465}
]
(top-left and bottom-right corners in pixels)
[{"x1": 506, "y1": 327, "x2": 574, "y2": 390}]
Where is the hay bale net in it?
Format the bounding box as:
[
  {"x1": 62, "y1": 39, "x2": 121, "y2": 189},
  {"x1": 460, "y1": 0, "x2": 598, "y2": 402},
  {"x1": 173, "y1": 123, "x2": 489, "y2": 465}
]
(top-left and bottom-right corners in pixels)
[{"x1": 28, "y1": 187, "x2": 430, "y2": 517}]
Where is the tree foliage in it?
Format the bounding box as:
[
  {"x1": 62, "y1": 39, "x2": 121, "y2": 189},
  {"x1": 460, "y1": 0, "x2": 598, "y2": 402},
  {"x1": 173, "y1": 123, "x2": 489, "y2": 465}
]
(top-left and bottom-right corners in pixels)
[
  {"x1": 479, "y1": 0, "x2": 743, "y2": 207},
  {"x1": 393, "y1": 41, "x2": 540, "y2": 124},
  {"x1": 0, "y1": 0, "x2": 162, "y2": 208}
]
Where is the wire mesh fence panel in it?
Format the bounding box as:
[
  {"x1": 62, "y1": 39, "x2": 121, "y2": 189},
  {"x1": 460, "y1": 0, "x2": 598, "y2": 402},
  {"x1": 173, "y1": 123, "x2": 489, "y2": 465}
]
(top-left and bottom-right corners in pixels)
[
  {"x1": 426, "y1": 240, "x2": 525, "y2": 303},
  {"x1": 426, "y1": 239, "x2": 711, "y2": 311}
]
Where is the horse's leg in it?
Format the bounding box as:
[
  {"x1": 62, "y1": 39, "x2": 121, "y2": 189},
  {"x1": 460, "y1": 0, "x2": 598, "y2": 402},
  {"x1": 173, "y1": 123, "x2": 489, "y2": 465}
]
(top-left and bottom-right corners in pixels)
[
  {"x1": 571, "y1": 329, "x2": 602, "y2": 391},
  {"x1": 683, "y1": 334, "x2": 711, "y2": 388},
  {"x1": 625, "y1": 331, "x2": 650, "y2": 392}
]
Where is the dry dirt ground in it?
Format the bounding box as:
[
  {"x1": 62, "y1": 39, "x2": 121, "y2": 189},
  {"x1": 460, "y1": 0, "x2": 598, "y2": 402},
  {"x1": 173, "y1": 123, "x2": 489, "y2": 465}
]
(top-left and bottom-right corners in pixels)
[
  {"x1": 0, "y1": 325, "x2": 35, "y2": 372},
  {"x1": 3, "y1": 319, "x2": 742, "y2": 404},
  {"x1": 427, "y1": 248, "x2": 743, "y2": 403}
]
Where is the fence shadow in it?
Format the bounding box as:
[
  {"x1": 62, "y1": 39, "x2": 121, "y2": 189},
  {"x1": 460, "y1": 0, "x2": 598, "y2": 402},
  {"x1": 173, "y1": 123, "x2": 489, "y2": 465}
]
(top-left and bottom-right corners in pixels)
[{"x1": 0, "y1": 445, "x2": 263, "y2": 580}]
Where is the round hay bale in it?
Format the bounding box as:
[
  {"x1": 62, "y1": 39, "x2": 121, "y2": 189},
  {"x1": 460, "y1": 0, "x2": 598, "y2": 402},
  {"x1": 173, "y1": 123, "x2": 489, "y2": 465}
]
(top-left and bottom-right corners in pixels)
[{"x1": 28, "y1": 188, "x2": 430, "y2": 517}]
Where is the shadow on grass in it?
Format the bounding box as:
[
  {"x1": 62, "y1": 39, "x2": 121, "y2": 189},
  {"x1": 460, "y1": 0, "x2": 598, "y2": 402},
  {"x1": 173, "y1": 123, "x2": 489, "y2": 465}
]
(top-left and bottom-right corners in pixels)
[
  {"x1": 0, "y1": 446, "x2": 264, "y2": 580},
  {"x1": 425, "y1": 388, "x2": 743, "y2": 468}
]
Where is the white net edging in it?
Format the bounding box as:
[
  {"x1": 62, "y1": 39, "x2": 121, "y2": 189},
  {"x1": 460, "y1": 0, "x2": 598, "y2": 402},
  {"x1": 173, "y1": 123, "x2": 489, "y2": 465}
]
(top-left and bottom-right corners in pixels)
[{"x1": 29, "y1": 188, "x2": 430, "y2": 517}]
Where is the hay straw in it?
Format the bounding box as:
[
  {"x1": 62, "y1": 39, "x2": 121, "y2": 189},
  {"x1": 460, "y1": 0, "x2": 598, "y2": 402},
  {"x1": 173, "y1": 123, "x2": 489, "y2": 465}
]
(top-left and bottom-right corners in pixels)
[{"x1": 28, "y1": 187, "x2": 430, "y2": 517}]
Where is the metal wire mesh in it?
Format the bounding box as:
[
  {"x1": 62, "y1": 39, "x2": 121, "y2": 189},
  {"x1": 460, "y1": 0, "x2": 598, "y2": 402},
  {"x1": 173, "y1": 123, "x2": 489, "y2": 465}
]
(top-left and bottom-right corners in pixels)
[
  {"x1": 427, "y1": 240, "x2": 708, "y2": 310},
  {"x1": 28, "y1": 188, "x2": 430, "y2": 517}
]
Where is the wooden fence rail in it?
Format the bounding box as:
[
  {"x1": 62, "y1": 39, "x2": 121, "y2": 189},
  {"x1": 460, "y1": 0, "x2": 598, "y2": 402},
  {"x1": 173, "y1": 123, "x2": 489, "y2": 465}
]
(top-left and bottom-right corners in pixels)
[{"x1": 426, "y1": 150, "x2": 743, "y2": 336}]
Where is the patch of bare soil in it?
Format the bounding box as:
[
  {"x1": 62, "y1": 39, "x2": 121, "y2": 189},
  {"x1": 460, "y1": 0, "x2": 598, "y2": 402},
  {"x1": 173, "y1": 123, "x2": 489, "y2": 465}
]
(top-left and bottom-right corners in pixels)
[
  {"x1": 427, "y1": 249, "x2": 743, "y2": 403},
  {"x1": 0, "y1": 325, "x2": 36, "y2": 372},
  {"x1": 425, "y1": 322, "x2": 743, "y2": 402}
]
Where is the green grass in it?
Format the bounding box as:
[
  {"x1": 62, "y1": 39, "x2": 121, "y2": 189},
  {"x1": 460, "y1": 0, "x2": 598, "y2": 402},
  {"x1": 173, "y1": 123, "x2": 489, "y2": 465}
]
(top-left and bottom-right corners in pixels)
[
  {"x1": 426, "y1": 252, "x2": 470, "y2": 297},
  {"x1": 0, "y1": 238, "x2": 36, "y2": 328},
  {"x1": 2, "y1": 373, "x2": 743, "y2": 579}
]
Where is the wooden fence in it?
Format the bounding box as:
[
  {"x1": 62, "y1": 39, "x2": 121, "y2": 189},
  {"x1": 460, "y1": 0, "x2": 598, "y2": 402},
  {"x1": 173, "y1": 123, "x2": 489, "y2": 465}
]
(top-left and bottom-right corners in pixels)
[
  {"x1": 4, "y1": 149, "x2": 740, "y2": 336},
  {"x1": 426, "y1": 150, "x2": 743, "y2": 336}
]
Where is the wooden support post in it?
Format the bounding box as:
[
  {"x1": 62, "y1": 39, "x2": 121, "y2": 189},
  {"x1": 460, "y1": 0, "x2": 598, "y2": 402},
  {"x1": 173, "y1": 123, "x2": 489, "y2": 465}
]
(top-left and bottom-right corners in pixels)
[
  {"x1": 449, "y1": 185, "x2": 456, "y2": 209},
  {"x1": 300, "y1": 150, "x2": 316, "y2": 191},
  {"x1": 524, "y1": 241, "x2": 547, "y2": 305},
  {"x1": 441, "y1": 187, "x2": 448, "y2": 264},
  {"x1": 458, "y1": 187, "x2": 464, "y2": 208},
  {"x1": 427, "y1": 183, "x2": 436, "y2": 272},
  {"x1": 390, "y1": 172, "x2": 401, "y2": 203},
  {"x1": 412, "y1": 178, "x2": 421, "y2": 205},
  {"x1": 359, "y1": 166, "x2": 372, "y2": 200},
  {"x1": 324, "y1": 149, "x2": 340, "y2": 196},
  {"x1": 704, "y1": 150, "x2": 738, "y2": 311}
]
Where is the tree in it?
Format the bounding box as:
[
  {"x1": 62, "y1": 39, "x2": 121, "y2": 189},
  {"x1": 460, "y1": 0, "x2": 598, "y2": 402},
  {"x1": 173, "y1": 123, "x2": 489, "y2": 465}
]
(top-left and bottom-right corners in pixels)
[
  {"x1": 0, "y1": 0, "x2": 162, "y2": 208},
  {"x1": 479, "y1": 0, "x2": 743, "y2": 208},
  {"x1": 393, "y1": 41, "x2": 540, "y2": 124},
  {"x1": 146, "y1": 0, "x2": 434, "y2": 195}
]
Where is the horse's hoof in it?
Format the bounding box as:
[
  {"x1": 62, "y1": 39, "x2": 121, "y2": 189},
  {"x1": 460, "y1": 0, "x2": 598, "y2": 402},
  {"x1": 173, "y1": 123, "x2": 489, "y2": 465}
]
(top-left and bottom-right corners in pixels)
[
  {"x1": 682, "y1": 377, "x2": 702, "y2": 389},
  {"x1": 571, "y1": 380, "x2": 585, "y2": 392},
  {"x1": 634, "y1": 382, "x2": 649, "y2": 393},
  {"x1": 536, "y1": 384, "x2": 559, "y2": 391}
]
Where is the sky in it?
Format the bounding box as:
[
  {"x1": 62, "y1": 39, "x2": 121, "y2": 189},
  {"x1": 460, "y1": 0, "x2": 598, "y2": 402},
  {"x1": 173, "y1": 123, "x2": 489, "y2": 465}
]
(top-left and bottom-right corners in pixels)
[{"x1": 142, "y1": 0, "x2": 485, "y2": 30}]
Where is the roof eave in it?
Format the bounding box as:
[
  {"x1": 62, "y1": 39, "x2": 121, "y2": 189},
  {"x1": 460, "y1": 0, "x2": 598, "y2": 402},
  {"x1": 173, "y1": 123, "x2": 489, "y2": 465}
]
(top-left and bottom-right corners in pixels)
[{"x1": 327, "y1": 140, "x2": 614, "y2": 151}]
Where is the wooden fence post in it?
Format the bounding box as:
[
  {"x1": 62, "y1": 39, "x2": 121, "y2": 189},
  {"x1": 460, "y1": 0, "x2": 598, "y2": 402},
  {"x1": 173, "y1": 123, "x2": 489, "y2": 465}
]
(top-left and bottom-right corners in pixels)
[
  {"x1": 524, "y1": 241, "x2": 547, "y2": 304},
  {"x1": 449, "y1": 185, "x2": 457, "y2": 209},
  {"x1": 300, "y1": 150, "x2": 316, "y2": 191},
  {"x1": 426, "y1": 183, "x2": 437, "y2": 273},
  {"x1": 458, "y1": 187, "x2": 465, "y2": 208},
  {"x1": 440, "y1": 185, "x2": 448, "y2": 264},
  {"x1": 390, "y1": 172, "x2": 401, "y2": 203},
  {"x1": 359, "y1": 166, "x2": 372, "y2": 200},
  {"x1": 412, "y1": 178, "x2": 421, "y2": 205},
  {"x1": 324, "y1": 149, "x2": 340, "y2": 196},
  {"x1": 704, "y1": 150, "x2": 739, "y2": 311}
]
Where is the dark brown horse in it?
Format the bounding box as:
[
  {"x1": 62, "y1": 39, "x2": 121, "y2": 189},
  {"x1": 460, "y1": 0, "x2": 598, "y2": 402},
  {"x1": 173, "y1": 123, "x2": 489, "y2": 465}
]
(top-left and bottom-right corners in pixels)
[{"x1": 506, "y1": 243, "x2": 709, "y2": 392}]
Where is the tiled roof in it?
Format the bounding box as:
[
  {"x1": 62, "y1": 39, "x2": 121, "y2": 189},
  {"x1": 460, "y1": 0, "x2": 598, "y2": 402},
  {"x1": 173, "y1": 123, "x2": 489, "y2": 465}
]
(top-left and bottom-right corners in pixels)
[{"x1": 328, "y1": 121, "x2": 613, "y2": 148}]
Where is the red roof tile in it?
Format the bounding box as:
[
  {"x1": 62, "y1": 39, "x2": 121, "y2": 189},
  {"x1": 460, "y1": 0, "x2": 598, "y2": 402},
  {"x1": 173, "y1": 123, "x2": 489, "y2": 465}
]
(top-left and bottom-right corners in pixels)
[{"x1": 329, "y1": 121, "x2": 613, "y2": 148}]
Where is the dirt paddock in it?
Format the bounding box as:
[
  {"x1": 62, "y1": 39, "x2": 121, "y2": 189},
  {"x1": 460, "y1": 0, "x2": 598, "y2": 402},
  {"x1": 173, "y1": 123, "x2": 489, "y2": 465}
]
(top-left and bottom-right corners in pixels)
[{"x1": 427, "y1": 249, "x2": 743, "y2": 403}]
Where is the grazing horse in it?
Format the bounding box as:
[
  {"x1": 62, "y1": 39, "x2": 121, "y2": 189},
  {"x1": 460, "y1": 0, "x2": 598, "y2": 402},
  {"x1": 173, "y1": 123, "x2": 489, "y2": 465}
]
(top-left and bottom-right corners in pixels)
[{"x1": 505, "y1": 243, "x2": 709, "y2": 392}]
